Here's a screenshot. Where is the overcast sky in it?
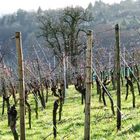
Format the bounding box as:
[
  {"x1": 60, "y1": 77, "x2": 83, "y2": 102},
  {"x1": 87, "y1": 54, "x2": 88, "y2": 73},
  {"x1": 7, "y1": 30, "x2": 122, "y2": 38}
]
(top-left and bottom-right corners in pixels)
[{"x1": 0, "y1": 0, "x2": 122, "y2": 16}]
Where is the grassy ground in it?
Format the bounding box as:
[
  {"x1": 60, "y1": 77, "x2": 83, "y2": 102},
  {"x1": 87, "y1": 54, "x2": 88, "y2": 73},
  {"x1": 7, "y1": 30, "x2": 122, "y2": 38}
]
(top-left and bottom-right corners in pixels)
[{"x1": 0, "y1": 82, "x2": 140, "y2": 140}]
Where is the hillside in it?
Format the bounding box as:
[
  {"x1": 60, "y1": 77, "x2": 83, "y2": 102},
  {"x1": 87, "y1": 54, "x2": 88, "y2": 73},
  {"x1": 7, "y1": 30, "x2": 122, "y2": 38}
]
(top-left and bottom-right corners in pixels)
[
  {"x1": 0, "y1": 0, "x2": 140, "y2": 63},
  {"x1": 0, "y1": 84, "x2": 140, "y2": 139}
]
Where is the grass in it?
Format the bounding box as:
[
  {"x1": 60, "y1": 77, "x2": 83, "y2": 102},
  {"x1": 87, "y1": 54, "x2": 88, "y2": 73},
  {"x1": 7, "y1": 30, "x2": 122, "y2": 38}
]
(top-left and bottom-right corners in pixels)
[{"x1": 0, "y1": 82, "x2": 140, "y2": 140}]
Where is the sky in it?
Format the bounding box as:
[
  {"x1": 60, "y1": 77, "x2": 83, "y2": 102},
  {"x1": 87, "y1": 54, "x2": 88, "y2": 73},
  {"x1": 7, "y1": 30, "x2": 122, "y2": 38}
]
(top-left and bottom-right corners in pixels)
[{"x1": 0, "y1": 0, "x2": 122, "y2": 16}]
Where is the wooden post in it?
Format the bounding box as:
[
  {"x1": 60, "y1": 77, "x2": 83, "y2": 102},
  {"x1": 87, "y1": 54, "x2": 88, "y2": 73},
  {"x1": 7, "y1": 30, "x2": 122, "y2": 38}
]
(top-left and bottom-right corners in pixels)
[
  {"x1": 63, "y1": 52, "x2": 66, "y2": 100},
  {"x1": 66, "y1": 55, "x2": 69, "y2": 88},
  {"x1": 115, "y1": 24, "x2": 121, "y2": 130},
  {"x1": 108, "y1": 52, "x2": 111, "y2": 78},
  {"x1": 84, "y1": 30, "x2": 93, "y2": 140},
  {"x1": 123, "y1": 47, "x2": 126, "y2": 77},
  {"x1": 15, "y1": 32, "x2": 25, "y2": 140}
]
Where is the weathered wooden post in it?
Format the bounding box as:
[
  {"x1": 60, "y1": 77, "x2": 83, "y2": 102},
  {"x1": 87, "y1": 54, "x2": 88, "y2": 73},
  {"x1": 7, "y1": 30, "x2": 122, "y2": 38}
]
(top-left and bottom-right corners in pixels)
[
  {"x1": 15, "y1": 32, "x2": 25, "y2": 140},
  {"x1": 123, "y1": 47, "x2": 126, "y2": 77},
  {"x1": 84, "y1": 30, "x2": 93, "y2": 140},
  {"x1": 115, "y1": 24, "x2": 121, "y2": 130},
  {"x1": 108, "y1": 52, "x2": 111, "y2": 78},
  {"x1": 63, "y1": 52, "x2": 66, "y2": 101}
]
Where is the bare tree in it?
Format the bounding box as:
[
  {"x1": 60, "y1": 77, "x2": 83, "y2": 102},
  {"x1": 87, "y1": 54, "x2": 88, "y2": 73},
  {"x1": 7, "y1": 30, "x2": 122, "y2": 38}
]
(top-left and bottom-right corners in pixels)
[{"x1": 38, "y1": 6, "x2": 93, "y2": 72}]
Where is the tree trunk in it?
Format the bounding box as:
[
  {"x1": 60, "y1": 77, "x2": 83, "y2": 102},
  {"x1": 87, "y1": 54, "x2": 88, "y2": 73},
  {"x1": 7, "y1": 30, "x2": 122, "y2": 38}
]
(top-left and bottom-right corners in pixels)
[
  {"x1": 2, "y1": 97, "x2": 5, "y2": 115},
  {"x1": 9, "y1": 82, "x2": 17, "y2": 105},
  {"x1": 59, "y1": 100, "x2": 63, "y2": 121},
  {"x1": 25, "y1": 100, "x2": 31, "y2": 129},
  {"x1": 33, "y1": 91, "x2": 38, "y2": 119},
  {"x1": 36, "y1": 59, "x2": 46, "y2": 108},
  {"x1": 53, "y1": 100, "x2": 59, "y2": 138},
  {"x1": 135, "y1": 65, "x2": 140, "y2": 95}
]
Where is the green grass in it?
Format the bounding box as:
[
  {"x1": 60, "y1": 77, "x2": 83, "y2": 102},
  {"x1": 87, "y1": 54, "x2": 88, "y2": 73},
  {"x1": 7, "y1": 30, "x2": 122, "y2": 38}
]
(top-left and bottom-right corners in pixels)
[{"x1": 0, "y1": 83, "x2": 140, "y2": 140}]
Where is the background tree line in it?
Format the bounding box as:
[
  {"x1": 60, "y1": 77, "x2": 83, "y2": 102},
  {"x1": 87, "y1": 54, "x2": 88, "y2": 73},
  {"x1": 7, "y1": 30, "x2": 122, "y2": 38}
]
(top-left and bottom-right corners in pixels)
[{"x1": 0, "y1": 0, "x2": 140, "y2": 66}]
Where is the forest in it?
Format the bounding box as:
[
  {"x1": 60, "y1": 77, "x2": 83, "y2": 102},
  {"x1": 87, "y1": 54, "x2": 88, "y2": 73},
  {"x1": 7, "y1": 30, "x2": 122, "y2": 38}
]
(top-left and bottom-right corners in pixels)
[
  {"x1": 0, "y1": 0, "x2": 140, "y2": 61},
  {"x1": 0, "y1": 0, "x2": 140, "y2": 140}
]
